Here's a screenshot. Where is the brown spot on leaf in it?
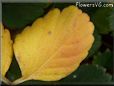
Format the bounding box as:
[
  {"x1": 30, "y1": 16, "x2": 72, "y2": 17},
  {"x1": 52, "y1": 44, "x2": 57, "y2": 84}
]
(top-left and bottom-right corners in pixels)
[{"x1": 48, "y1": 31, "x2": 52, "y2": 35}]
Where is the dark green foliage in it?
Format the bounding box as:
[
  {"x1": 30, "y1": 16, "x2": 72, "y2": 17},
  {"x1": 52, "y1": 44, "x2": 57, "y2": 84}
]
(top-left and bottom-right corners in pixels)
[
  {"x1": 92, "y1": 7, "x2": 113, "y2": 34},
  {"x1": 93, "y1": 49, "x2": 113, "y2": 69},
  {"x1": 87, "y1": 30, "x2": 102, "y2": 57},
  {"x1": 61, "y1": 64, "x2": 112, "y2": 82},
  {"x1": 2, "y1": 3, "x2": 49, "y2": 29}
]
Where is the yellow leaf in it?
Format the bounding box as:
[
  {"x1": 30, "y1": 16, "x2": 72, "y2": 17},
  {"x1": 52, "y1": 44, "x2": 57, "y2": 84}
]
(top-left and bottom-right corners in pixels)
[
  {"x1": 13, "y1": 5, "x2": 94, "y2": 84},
  {"x1": 1, "y1": 24, "x2": 13, "y2": 84}
]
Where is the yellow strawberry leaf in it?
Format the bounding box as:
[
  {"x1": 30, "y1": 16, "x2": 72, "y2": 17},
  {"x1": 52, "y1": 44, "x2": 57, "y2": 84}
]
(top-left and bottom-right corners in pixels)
[
  {"x1": 1, "y1": 24, "x2": 13, "y2": 84},
  {"x1": 13, "y1": 5, "x2": 94, "y2": 84}
]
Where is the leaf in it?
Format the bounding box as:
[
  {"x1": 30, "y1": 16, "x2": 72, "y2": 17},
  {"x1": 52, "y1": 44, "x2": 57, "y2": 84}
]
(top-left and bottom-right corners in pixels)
[
  {"x1": 110, "y1": 7, "x2": 114, "y2": 32},
  {"x1": 2, "y1": 3, "x2": 46, "y2": 29},
  {"x1": 1, "y1": 24, "x2": 13, "y2": 84},
  {"x1": 78, "y1": 5, "x2": 99, "y2": 16},
  {"x1": 92, "y1": 7, "x2": 113, "y2": 34},
  {"x1": 18, "y1": 80, "x2": 58, "y2": 85},
  {"x1": 110, "y1": 8, "x2": 114, "y2": 37},
  {"x1": 13, "y1": 5, "x2": 94, "y2": 84},
  {"x1": 93, "y1": 49, "x2": 113, "y2": 69},
  {"x1": 53, "y1": 3, "x2": 75, "y2": 10},
  {"x1": 111, "y1": 31, "x2": 114, "y2": 37},
  {"x1": 61, "y1": 64, "x2": 112, "y2": 82},
  {"x1": 5, "y1": 56, "x2": 22, "y2": 82},
  {"x1": 87, "y1": 29, "x2": 101, "y2": 57}
]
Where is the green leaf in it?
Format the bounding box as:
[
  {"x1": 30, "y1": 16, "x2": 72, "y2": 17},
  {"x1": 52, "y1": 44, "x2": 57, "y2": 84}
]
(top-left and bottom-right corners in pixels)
[
  {"x1": 2, "y1": 3, "x2": 48, "y2": 29},
  {"x1": 61, "y1": 64, "x2": 112, "y2": 82},
  {"x1": 14, "y1": 64, "x2": 112, "y2": 85},
  {"x1": 110, "y1": 8, "x2": 114, "y2": 37},
  {"x1": 111, "y1": 31, "x2": 114, "y2": 37},
  {"x1": 110, "y1": 8, "x2": 114, "y2": 31},
  {"x1": 92, "y1": 7, "x2": 113, "y2": 34},
  {"x1": 5, "y1": 56, "x2": 21, "y2": 82},
  {"x1": 87, "y1": 30, "x2": 102, "y2": 57},
  {"x1": 93, "y1": 49, "x2": 113, "y2": 69},
  {"x1": 78, "y1": 5, "x2": 99, "y2": 16},
  {"x1": 19, "y1": 80, "x2": 58, "y2": 85},
  {"x1": 53, "y1": 3, "x2": 75, "y2": 10}
]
